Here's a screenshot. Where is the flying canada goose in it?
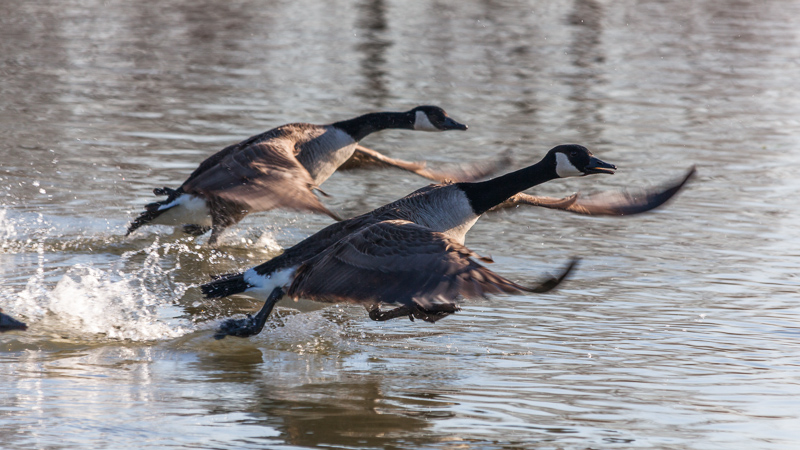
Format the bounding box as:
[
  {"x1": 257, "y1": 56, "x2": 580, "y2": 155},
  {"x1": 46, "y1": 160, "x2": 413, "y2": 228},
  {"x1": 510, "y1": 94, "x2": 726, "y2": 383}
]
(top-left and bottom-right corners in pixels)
[
  {"x1": 0, "y1": 309, "x2": 26, "y2": 332},
  {"x1": 125, "y1": 106, "x2": 509, "y2": 246},
  {"x1": 203, "y1": 144, "x2": 619, "y2": 339}
]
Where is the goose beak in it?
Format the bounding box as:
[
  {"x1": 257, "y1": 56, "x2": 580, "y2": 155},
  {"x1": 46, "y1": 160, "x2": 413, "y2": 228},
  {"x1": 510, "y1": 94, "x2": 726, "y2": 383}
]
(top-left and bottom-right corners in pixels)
[
  {"x1": 584, "y1": 156, "x2": 616, "y2": 175},
  {"x1": 441, "y1": 117, "x2": 468, "y2": 131}
]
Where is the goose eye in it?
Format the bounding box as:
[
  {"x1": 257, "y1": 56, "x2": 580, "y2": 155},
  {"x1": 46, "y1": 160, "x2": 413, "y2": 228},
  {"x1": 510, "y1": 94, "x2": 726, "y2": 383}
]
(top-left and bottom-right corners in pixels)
[{"x1": 570, "y1": 151, "x2": 577, "y2": 158}]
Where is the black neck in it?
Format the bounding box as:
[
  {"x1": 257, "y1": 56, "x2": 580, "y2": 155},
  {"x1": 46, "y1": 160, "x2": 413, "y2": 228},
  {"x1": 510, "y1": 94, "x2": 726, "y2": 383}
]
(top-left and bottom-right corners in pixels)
[
  {"x1": 331, "y1": 111, "x2": 415, "y2": 141},
  {"x1": 457, "y1": 159, "x2": 558, "y2": 215}
]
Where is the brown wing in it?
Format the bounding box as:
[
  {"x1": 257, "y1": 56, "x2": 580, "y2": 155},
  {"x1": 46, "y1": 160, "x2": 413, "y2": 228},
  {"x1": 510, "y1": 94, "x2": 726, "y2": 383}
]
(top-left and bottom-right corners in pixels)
[
  {"x1": 493, "y1": 166, "x2": 696, "y2": 215},
  {"x1": 181, "y1": 124, "x2": 321, "y2": 186},
  {"x1": 339, "y1": 145, "x2": 511, "y2": 182},
  {"x1": 287, "y1": 220, "x2": 576, "y2": 308},
  {"x1": 181, "y1": 139, "x2": 339, "y2": 219},
  {"x1": 494, "y1": 193, "x2": 579, "y2": 211}
]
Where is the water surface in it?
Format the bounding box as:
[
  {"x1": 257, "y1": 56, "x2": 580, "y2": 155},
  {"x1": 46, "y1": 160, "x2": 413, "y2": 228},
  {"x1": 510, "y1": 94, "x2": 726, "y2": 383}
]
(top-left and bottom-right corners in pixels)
[{"x1": 2, "y1": 0, "x2": 800, "y2": 448}]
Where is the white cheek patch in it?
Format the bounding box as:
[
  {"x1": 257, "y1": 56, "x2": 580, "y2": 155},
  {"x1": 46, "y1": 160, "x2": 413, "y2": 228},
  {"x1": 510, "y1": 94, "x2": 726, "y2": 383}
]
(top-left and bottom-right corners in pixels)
[
  {"x1": 413, "y1": 111, "x2": 439, "y2": 132},
  {"x1": 555, "y1": 152, "x2": 584, "y2": 178}
]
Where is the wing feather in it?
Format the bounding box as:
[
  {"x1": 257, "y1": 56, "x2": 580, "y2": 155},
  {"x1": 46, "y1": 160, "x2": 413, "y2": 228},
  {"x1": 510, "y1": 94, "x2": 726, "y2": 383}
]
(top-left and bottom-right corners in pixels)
[
  {"x1": 493, "y1": 167, "x2": 696, "y2": 215},
  {"x1": 287, "y1": 220, "x2": 576, "y2": 308},
  {"x1": 182, "y1": 140, "x2": 337, "y2": 218},
  {"x1": 339, "y1": 145, "x2": 511, "y2": 182}
]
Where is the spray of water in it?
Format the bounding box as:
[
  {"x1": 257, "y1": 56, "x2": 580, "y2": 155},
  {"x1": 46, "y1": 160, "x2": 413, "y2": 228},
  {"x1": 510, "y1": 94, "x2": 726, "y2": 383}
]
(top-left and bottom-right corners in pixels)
[
  {"x1": 0, "y1": 207, "x2": 353, "y2": 346},
  {"x1": 1, "y1": 209, "x2": 196, "y2": 341}
]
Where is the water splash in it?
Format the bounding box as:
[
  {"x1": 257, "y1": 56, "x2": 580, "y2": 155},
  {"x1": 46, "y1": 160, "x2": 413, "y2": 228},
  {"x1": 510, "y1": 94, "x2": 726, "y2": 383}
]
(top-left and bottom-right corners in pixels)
[
  {"x1": 0, "y1": 208, "x2": 16, "y2": 245},
  {"x1": 3, "y1": 225, "x2": 196, "y2": 341},
  {"x1": 0, "y1": 207, "x2": 296, "y2": 342}
]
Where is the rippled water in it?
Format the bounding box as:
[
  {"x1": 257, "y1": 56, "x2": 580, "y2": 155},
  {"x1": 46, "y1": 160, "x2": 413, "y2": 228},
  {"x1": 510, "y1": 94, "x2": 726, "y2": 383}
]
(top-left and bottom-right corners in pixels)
[{"x1": 2, "y1": 0, "x2": 800, "y2": 448}]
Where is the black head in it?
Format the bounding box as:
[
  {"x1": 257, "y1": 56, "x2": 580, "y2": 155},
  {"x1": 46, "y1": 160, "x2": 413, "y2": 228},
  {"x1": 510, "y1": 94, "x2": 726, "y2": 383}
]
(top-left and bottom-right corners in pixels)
[
  {"x1": 409, "y1": 106, "x2": 468, "y2": 131},
  {"x1": 548, "y1": 144, "x2": 616, "y2": 177}
]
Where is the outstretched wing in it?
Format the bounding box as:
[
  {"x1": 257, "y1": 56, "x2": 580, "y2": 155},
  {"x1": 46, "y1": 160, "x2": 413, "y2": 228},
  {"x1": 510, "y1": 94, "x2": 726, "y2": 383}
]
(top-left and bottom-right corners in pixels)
[
  {"x1": 287, "y1": 220, "x2": 576, "y2": 308},
  {"x1": 181, "y1": 139, "x2": 339, "y2": 219},
  {"x1": 493, "y1": 167, "x2": 696, "y2": 215},
  {"x1": 339, "y1": 145, "x2": 511, "y2": 182}
]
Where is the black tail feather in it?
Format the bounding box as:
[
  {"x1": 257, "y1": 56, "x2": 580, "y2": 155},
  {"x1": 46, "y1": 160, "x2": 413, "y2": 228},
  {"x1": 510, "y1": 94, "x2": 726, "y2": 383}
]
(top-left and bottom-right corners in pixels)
[
  {"x1": 201, "y1": 272, "x2": 250, "y2": 298},
  {"x1": 126, "y1": 200, "x2": 175, "y2": 236},
  {"x1": 153, "y1": 186, "x2": 178, "y2": 196},
  {"x1": 126, "y1": 189, "x2": 181, "y2": 236}
]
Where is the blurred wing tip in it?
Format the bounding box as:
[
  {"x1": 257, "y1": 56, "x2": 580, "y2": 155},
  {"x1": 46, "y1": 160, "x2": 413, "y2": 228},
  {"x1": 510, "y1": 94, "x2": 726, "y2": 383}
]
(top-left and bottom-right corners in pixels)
[{"x1": 528, "y1": 257, "x2": 580, "y2": 293}]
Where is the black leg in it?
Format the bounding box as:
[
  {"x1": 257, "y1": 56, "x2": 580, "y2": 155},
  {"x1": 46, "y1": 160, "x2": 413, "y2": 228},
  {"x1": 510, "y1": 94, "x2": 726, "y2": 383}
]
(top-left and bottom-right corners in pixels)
[
  {"x1": 367, "y1": 304, "x2": 413, "y2": 322},
  {"x1": 207, "y1": 225, "x2": 225, "y2": 247},
  {"x1": 366, "y1": 303, "x2": 460, "y2": 323},
  {"x1": 409, "y1": 304, "x2": 459, "y2": 323},
  {"x1": 207, "y1": 203, "x2": 246, "y2": 247},
  {"x1": 214, "y1": 287, "x2": 284, "y2": 339}
]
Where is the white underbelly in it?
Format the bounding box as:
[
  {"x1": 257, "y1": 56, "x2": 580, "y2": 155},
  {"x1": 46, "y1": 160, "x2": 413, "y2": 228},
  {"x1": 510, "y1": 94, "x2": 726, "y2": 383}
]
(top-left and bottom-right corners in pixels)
[
  {"x1": 243, "y1": 266, "x2": 297, "y2": 299},
  {"x1": 150, "y1": 194, "x2": 212, "y2": 226},
  {"x1": 238, "y1": 266, "x2": 349, "y2": 313}
]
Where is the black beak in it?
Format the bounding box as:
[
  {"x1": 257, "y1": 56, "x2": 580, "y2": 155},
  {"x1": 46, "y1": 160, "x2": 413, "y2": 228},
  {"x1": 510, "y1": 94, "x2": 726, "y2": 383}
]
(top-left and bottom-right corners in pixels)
[
  {"x1": 584, "y1": 156, "x2": 616, "y2": 175},
  {"x1": 441, "y1": 117, "x2": 468, "y2": 131}
]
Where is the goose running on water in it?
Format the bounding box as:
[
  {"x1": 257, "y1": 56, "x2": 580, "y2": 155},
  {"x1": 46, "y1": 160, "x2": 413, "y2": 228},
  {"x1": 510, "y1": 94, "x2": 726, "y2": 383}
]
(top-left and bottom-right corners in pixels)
[
  {"x1": 203, "y1": 144, "x2": 617, "y2": 339},
  {"x1": 125, "y1": 106, "x2": 503, "y2": 246}
]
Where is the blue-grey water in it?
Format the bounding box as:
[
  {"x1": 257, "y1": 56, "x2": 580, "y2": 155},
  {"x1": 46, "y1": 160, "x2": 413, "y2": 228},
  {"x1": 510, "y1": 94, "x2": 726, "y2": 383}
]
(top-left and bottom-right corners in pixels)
[{"x1": 2, "y1": 0, "x2": 800, "y2": 448}]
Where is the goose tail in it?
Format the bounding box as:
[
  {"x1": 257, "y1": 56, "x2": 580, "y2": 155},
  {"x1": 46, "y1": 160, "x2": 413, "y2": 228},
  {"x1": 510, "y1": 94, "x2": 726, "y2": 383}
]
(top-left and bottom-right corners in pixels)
[
  {"x1": 125, "y1": 188, "x2": 180, "y2": 236},
  {"x1": 201, "y1": 272, "x2": 250, "y2": 299}
]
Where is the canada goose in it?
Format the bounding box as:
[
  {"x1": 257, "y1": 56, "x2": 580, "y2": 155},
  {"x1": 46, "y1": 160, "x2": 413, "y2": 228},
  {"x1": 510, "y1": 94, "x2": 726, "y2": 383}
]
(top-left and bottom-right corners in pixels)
[
  {"x1": 0, "y1": 309, "x2": 26, "y2": 332},
  {"x1": 203, "y1": 144, "x2": 616, "y2": 339},
  {"x1": 126, "y1": 106, "x2": 481, "y2": 246}
]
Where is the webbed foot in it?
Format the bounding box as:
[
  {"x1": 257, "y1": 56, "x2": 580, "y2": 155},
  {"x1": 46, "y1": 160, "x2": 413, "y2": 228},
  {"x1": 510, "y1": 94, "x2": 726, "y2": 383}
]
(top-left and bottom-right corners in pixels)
[
  {"x1": 409, "y1": 304, "x2": 459, "y2": 323},
  {"x1": 214, "y1": 287, "x2": 284, "y2": 340},
  {"x1": 214, "y1": 314, "x2": 265, "y2": 339},
  {"x1": 366, "y1": 303, "x2": 459, "y2": 323}
]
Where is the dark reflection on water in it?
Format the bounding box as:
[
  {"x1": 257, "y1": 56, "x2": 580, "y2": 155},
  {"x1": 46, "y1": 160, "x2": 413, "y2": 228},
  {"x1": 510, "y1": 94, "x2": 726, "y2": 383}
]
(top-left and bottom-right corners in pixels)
[
  {"x1": 2, "y1": 0, "x2": 800, "y2": 448},
  {"x1": 565, "y1": 0, "x2": 605, "y2": 143},
  {"x1": 355, "y1": 0, "x2": 391, "y2": 106}
]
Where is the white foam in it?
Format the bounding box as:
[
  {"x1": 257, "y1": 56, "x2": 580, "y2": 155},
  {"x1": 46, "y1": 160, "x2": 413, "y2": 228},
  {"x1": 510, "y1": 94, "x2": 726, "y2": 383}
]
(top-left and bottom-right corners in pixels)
[
  {"x1": 0, "y1": 208, "x2": 17, "y2": 244},
  {"x1": 248, "y1": 229, "x2": 284, "y2": 254},
  {"x1": 8, "y1": 240, "x2": 195, "y2": 341}
]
